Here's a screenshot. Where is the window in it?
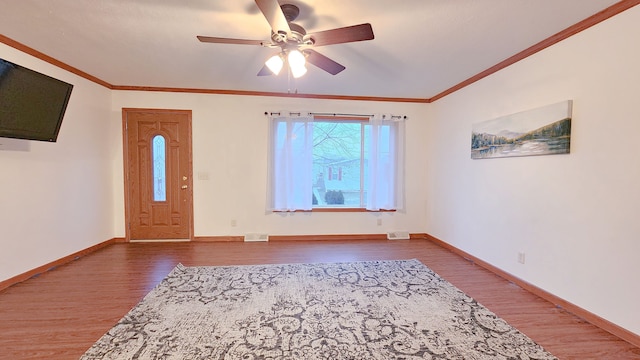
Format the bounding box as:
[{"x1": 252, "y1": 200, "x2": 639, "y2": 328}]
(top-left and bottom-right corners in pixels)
[
  {"x1": 267, "y1": 113, "x2": 405, "y2": 212},
  {"x1": 326, "y1": 167, "x2": 342, "y2": 181},
  {"x1": 152, "y1": 135, "x2": 166, "y2": 202},
  {"x1": 313, "y1": 120, "x2": 365, "y2": 208}
]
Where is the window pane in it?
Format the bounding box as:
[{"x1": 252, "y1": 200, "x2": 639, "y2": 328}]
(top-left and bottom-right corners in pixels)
[
  {"x1": 152, "y1": 135, "x2": 166, "y2": 202},
  {"x1": 312, "y1": 121, "x2": 364, "y2": 207}
]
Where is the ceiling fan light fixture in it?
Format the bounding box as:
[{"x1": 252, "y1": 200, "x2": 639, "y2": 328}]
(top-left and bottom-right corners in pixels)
[
  {"x1": 288, "y1": 50, "x2": 305, "y2": 68},
  {"x1": 288, "y1": 50, "x2": 307, "y2": 78},
  {"x1": 265, "y1": 53, "x2": 284, "y2": 75},
  {"x1": 290, "y1": 64, "x2": 307, "y2": 78}
]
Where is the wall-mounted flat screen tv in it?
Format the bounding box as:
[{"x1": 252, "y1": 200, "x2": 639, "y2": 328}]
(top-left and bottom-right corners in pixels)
[{"x1": 0, "y1": 58, "x2": 73, "y2": 142}]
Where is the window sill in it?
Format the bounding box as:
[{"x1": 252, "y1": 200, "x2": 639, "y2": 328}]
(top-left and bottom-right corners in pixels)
[
  {"x1": 274, "y1": 208, "x2": 396, "y2": 213},
  {"x1": 314, "y1": 208, "x2": 396, "y2": 212}
]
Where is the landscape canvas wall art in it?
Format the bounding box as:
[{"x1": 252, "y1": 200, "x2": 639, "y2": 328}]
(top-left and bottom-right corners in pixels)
[{"x1": 471, "y1": 100, "x2": 572, "y2": 159}]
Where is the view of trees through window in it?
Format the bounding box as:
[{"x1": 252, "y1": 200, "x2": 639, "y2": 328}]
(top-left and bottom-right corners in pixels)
[{"x1": 312, "y1": 120, "x2": 369, "y2": 207}]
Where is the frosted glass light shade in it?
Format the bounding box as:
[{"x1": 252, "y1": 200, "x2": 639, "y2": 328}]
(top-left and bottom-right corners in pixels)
[
  {"x1": 288, "y1": 50, "x2": 307, "y2": 78},
  {"x1": 290, "y1": 65, "x2": 307, "y2": 78},
  {"x1": 288, "y1": 50, "x2": 305, "y2": 67},
  {"x1": 265, "y1": 54, "x2": 284, "y2": 75}
]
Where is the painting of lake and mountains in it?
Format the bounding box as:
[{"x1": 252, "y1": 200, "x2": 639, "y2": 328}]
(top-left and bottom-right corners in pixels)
[{"x1": 471, "y1": 100, "x2": 572, "y2": 159}]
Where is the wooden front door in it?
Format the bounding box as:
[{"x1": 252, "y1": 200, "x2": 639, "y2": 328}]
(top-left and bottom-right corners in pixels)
[{"x1": 124, "y1": 108, "x2": 193, "y2": 240}]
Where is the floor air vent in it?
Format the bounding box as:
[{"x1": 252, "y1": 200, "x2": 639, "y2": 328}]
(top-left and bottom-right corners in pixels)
[
  {"x1": 244, "y1": 233, "x2": 269, "y2": 242},
  {"x1": 387, "y1": 231, "x2": 410, "y2": 240}
]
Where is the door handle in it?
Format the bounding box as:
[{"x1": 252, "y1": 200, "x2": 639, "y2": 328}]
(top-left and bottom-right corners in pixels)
[{"x1": 181, "y1": 185, "x2": 188, "y2": 189}]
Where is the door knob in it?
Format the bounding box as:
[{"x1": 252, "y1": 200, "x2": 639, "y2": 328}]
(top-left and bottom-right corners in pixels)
[
  {"x1": 182, "y1": 176, "x2": 188, "y2": 181},
  {"x1": 181, "y1": 185, "x2": 188, "y2": 189}
]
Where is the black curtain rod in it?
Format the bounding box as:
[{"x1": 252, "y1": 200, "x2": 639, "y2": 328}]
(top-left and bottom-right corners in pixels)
[{"x1": 264, "y1": 112, "x2": 407, "y2": 119}]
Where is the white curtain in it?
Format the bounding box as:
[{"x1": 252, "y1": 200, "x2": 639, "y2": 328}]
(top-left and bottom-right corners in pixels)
[
  {"x1": 266, "y1": 112, "x2": 314, "y2": 211},
  {"x1": 366, "y1": 114, "x2": 405, "y2": 211}
]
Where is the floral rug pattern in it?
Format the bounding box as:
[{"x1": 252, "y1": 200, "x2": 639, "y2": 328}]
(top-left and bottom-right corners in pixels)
[{"x1": 81, "y1": 259, "x2": 557, "y2": 359}]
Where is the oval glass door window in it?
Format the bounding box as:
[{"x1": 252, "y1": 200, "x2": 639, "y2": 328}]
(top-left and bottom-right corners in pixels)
[{"x1": 152, "y1": 135, "x2": 166, "y2": 201}]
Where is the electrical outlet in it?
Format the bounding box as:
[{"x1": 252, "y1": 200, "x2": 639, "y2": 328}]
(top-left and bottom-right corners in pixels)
[
  {"x1": 231, "y1": 219, "x2": 237, "y2": 227},
  {"x1": 518, "y1": 252, "x2": 526, "y2": 264},
  {"x1": 376, "y1": 218, "x2": 382, "y2": 226}
]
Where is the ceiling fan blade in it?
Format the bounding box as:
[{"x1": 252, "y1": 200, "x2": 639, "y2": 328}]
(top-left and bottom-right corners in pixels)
[
  {"x1": 304, "y1": 49, "x2": 346, "y2": 75},
  {"x1": 255, "y1": 0, "x2": 291, "y2": 35},
  {"x1": 308, "y1": 23, "x2": 374, "y2": 47},
  {"x1": 257, "y1": 64, "x2": 274, "y2": 76},
  {"x1": 197, "y1": 36, "x2": 266, "y2": 46}
]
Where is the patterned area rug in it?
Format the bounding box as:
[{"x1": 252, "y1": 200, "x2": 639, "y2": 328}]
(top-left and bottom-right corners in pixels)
[{"x1": 81, "y1": 259, "x2": 557, "y2": 359}]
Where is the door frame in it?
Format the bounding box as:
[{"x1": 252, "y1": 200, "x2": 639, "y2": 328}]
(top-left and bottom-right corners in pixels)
[{"x1": 122, "y1": 108, "x2": 194, "y2": 242}]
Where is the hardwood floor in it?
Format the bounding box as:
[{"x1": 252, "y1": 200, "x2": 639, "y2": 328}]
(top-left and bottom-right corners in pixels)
[{"x1": 0, "y1": 239, "x2": 638, "y2": 359}]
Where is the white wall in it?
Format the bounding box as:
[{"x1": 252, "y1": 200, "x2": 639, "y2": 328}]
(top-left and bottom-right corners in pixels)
[
  {"x1": 110, "y1": 92, "x2": 429, "y2": 238},
  {"x1": 0, "y1": 44, "x2": 113, "y2": 281},
  {"x1": 426, "y1": 6, "x2": 640, "y2": 335}
]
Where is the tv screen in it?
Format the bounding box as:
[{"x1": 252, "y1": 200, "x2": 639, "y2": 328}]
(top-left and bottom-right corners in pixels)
[{"x1": 0, "y1": 58, "x2": 73, "y2": 142}]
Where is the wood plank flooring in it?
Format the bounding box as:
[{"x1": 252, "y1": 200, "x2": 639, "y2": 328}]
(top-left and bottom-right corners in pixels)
[{"x1": 0, "y1": 239, "x2": 638, "y2": 359}]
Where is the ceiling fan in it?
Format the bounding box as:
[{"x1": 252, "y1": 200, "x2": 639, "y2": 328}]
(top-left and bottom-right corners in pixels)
[{"x1": 197, "y1": 0, "x2": 374, "y2": 78}]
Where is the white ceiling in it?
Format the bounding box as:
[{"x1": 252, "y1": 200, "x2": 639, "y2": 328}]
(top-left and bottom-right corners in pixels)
[{"x1": 0, "y1": 0, "x2": 624, "y2": 100}]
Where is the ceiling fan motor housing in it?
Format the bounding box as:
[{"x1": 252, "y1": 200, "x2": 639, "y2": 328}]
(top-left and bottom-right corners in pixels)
[
  {"x1": 271, "y1": 4, "x2": 313, "y2": 46},
  {"x1": 281, "y1": 4, "x2": 300, "y2": 22}
]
